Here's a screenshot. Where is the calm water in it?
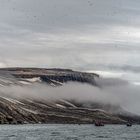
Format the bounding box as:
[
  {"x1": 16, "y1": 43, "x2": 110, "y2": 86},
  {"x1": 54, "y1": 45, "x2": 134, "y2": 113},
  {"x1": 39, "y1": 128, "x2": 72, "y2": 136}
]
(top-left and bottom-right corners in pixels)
[{"x1": 0, "y1": 124, "x2": 139, "y2": 140}]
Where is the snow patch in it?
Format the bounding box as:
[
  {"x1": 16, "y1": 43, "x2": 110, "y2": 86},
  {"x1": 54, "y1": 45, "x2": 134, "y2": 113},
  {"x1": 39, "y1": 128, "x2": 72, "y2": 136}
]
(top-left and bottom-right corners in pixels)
[
  {"x1": 60, "y1": 99, "x2": 77, "y2": 108},
  {"x1": 0, "y1": 96, "x2": 25, "y2": 105},
  {"x1": 19, "y1": 81, "x2": 31, "y2": 85},
  {"x1": 20, "y1": 107, "x2": 38, "y2": 114},
  {"x1": 56, "y1": 104, "x2": 66, "y2": 109},
  {"x1": 25, "y1": 77, "x2": 41, "y2": 82},
  {"x1": 50, "y1": 79, "x2": 63, "y2": 85}
]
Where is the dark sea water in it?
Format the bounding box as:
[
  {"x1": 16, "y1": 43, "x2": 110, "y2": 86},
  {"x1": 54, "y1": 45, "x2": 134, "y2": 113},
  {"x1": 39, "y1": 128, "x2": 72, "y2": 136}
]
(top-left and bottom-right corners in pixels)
[{"x1": 0, "y1": 124, "x2": 139, "y2": 140}]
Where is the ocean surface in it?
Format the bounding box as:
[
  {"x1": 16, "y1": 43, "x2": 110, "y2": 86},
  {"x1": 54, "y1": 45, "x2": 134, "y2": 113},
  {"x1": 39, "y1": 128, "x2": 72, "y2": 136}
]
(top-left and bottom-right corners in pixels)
[{"x1": 0, "y1": 124, "x2": 139, "y2": 140}]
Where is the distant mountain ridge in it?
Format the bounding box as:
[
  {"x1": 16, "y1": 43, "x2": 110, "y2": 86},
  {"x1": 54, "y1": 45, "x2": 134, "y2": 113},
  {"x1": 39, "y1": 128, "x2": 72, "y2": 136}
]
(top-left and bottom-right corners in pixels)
[
  {"x1": 0, "y1": 67, "x2": 139, "y2": 124},
  {"x1": 0, "y1": 67, "x2": 99, "y2": 86}
]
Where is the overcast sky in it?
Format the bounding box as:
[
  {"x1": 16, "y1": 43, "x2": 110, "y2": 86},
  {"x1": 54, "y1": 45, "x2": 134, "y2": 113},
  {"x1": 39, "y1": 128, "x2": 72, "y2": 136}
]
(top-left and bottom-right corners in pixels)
[{"x1": 0, "y1": 0, "x2": 140, "y2": 73}]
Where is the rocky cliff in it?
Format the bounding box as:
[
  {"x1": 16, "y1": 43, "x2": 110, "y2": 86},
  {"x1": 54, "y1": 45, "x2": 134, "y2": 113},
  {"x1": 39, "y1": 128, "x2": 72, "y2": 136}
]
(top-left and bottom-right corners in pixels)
[{"x1": 0, "y1": 68, "x2": 139, "y2": 124}]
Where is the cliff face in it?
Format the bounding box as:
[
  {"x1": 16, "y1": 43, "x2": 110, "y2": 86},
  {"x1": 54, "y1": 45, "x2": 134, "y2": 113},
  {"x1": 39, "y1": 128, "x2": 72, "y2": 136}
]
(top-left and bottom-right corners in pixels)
[
  {"x1": 0, "y1": 68, "x2": 139, "y2": 124},
  {"x1": 0, "y1": 68, "x2": 99, "y2": 86}
]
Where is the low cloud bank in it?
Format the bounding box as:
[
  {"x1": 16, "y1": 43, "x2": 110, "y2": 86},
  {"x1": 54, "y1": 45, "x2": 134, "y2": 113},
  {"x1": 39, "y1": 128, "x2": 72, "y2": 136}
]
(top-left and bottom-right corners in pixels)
[{"x1": 0, "y1": 77, "x2": 139, "y2": 114}]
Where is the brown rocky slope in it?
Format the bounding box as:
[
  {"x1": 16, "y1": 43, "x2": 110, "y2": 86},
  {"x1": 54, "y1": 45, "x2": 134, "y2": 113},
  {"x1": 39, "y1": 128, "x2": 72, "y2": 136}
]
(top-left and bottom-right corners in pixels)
[{"x1": 0, "y1": 68, "x2": 139, "y2": 124}]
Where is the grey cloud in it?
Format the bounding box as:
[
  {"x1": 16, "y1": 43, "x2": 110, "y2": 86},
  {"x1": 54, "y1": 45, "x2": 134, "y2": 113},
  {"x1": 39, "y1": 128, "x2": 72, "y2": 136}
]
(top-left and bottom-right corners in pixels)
[
  {"x1": 0, "y1": 0, "x2": 140, "y2": 72},
  {"x1": 1, "y1": 0, "x2": 140, "y2": 31}
]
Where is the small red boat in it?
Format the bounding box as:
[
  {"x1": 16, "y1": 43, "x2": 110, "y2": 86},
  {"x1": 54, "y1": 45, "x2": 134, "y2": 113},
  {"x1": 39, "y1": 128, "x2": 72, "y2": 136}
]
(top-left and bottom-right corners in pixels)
[
  {"x1": 94, "y1": 121, "x2": 104, "y2": 126},
  {"x1": 126, "y1": 122, "x2": 132, "y2": 127}
]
